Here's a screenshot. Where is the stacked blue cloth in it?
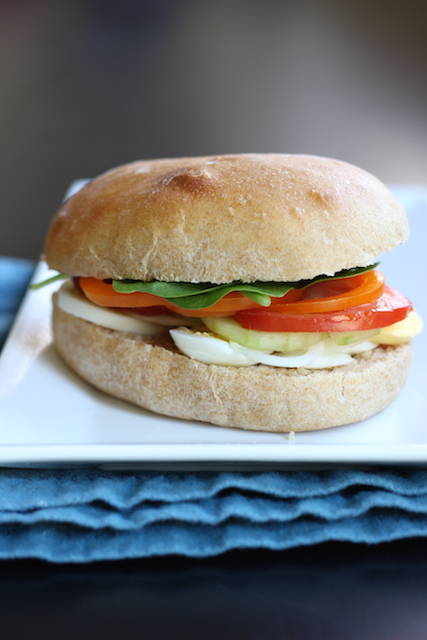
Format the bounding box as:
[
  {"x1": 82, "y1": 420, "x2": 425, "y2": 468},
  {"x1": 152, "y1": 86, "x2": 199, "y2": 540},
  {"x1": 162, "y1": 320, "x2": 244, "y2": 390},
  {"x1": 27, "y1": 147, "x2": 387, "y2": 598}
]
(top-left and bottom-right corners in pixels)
[
  {"x1": 1, "y1": 257, "x2": 427, "y2": 563},
  {"x1": 0, "y1": 257, "x2": 35, "y2": 350},
  {"x1": 2, "y1": 467, "x2": 427, "y2": 562}
]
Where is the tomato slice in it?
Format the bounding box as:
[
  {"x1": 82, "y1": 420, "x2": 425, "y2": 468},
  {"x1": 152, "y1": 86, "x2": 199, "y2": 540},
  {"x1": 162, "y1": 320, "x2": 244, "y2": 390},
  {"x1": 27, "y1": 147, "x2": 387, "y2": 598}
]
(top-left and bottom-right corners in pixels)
[
  {"x1": 79, "y1": 278, "x2": 163, "y2": 308},
  {"x1": 235, "y1": 287, "x2": 412, "y2": 333},
  {"x1": 129, "y1": 306, "x2": 173, "y2": 316},
  {"x1": 78, "y1": 277, "x2": 263, "y2": 317},
  {"x1": 170, "y1": 292, "x2": 260, "y2": 317},
  {"x1": 78, "y1": 269, "x2": 387, "y2": 320},
  {"x1": 270, "y1": 270, "x2": 385, "y2": 314}
]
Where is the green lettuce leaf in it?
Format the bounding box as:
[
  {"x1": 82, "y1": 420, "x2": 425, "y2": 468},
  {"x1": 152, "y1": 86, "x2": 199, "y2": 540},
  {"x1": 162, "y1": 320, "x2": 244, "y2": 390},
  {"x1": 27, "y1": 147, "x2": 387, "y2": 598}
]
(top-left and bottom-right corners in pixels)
[
  {"x1": 112, "y1": 263, "x2": 379, "y2": 310},
  {"x1": 30, "y1": 273, "x2": 70, "y2": 290}
]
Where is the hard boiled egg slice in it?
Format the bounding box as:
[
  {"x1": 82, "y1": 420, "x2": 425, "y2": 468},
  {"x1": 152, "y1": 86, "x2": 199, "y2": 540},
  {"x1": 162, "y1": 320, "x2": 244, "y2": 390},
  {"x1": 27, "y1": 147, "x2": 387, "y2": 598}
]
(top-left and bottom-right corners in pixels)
[
  {"x1": 169, "y1": 328, "x2": 258, "y2": 366},
  {"x1": 57, "y1": 281, "x2": 167, "y2": 336}
]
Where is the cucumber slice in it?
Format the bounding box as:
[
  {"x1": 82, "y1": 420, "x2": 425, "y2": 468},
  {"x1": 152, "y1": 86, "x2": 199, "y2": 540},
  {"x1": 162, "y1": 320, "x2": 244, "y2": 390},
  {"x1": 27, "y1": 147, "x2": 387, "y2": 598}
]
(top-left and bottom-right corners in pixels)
[
  {"x1": 330, "y1": 329, "x2": 381, "y2": 346},
  {"x1": 202, "y1": 316, "x2": 326, "y2": 352}
]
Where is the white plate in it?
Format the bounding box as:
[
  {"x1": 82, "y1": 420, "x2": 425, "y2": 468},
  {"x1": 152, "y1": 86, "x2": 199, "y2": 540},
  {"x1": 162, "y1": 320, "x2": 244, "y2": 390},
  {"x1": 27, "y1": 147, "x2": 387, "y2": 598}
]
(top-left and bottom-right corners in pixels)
[{"x1": 0, "y1": 186, "x2": 426, "y2": 468}]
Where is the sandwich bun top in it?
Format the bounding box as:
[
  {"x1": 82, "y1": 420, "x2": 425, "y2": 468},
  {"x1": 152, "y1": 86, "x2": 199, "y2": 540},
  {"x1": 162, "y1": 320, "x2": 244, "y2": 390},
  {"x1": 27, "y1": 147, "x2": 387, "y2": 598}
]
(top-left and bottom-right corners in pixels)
[{"x1": 45, "y1": 154, "x2": 409, "y2": 283}]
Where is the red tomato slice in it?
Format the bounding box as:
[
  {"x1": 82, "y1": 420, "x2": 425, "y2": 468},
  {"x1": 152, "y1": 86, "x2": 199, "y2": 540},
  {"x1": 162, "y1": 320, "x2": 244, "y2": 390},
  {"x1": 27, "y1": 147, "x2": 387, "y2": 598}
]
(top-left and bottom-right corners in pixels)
[{"x1": 234, "y1": 286, "x2": 412, "y2": 333}]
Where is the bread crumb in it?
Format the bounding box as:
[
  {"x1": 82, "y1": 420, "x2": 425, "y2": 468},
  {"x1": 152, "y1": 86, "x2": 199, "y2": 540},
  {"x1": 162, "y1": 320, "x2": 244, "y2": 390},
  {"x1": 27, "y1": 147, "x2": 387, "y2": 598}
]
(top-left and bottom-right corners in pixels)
[{"x1": 288, "y1": 430, "x2": 295, "y2": 443}]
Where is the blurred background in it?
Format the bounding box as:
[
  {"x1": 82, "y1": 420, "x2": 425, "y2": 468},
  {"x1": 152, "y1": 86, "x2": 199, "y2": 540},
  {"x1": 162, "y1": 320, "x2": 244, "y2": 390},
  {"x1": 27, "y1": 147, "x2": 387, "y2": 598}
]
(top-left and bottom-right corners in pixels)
[{"x1": 1, "y1": 0, "x2": 426, "y2": 260}]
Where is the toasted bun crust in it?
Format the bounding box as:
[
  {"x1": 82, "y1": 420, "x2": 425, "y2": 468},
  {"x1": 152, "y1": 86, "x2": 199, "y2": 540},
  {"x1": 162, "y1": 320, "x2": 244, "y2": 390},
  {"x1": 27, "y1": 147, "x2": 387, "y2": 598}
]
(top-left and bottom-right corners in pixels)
[
  {"x1": 45, "y1": 154, "x2": 408, "y2": 283},
  {"x1": 52, "y1": 296, "x2": 412, "y2": 432}
]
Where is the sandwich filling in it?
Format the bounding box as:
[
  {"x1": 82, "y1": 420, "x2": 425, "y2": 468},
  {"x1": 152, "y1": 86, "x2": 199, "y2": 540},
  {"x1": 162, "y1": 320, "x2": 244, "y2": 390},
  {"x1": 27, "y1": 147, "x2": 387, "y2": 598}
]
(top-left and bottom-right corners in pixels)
[{"x1": 44, "y1": 265, "x2": 423, "y2": 370}]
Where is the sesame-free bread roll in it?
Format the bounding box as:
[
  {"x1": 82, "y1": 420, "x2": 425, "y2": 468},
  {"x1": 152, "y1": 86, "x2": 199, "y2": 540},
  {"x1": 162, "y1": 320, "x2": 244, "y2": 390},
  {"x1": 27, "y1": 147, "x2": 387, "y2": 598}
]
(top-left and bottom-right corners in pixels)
[
  {"x1": 52, "y1": 295, "x2": 412, "y2": 433},
  {"x1": 45, "y1": 154, "x2": 408, "y2": 283}
]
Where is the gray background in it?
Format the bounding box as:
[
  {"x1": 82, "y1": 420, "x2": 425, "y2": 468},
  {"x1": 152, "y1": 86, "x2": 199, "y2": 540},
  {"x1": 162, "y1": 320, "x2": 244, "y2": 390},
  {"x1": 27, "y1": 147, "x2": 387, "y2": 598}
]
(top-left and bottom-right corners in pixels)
[{"x1": 1, "y1": 0, "x2": 426, "y2": 260}]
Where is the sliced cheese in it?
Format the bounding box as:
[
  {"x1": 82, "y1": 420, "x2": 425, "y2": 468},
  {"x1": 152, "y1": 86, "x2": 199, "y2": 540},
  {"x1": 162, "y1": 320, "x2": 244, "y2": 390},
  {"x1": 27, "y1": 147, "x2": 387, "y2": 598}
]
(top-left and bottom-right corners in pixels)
[{"x1": 371, "y1": 310, "x2": 423, "y2": 345}]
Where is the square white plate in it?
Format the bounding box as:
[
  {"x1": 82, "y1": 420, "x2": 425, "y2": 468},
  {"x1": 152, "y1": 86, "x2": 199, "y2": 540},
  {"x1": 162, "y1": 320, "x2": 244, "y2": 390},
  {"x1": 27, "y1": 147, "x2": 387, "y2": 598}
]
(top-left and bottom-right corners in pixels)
[{"x1": 1, "y1": 186, "x2": 426, "y2": 468}]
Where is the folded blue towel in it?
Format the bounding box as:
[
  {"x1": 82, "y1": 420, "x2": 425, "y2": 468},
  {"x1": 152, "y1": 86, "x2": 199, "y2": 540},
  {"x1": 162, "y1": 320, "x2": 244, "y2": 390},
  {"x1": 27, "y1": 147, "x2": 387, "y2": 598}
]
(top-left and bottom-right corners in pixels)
[
  {"x1": 1, "y1": 256, "x2": 426, "y2": 563},
  {"x1": 0, "y1": 257, "x2": 35, "y2": 349},
  {"x1": 2, "y1": 468, "x2": 427, "y2": 562}
]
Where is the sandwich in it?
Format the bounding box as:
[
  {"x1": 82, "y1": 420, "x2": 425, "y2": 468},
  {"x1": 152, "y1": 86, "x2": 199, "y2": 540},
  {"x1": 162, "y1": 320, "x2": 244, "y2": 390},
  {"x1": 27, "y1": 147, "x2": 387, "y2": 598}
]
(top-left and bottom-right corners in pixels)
[{"x1": 41, "y1": 154, "x2": 422, "y2": 432}]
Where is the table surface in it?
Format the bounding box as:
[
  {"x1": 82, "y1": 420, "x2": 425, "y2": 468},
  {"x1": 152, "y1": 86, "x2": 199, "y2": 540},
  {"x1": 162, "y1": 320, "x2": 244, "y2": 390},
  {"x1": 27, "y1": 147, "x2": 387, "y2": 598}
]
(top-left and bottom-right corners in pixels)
[{"x1": 2, "y1": 540, "x2": 427, "y2": 639}]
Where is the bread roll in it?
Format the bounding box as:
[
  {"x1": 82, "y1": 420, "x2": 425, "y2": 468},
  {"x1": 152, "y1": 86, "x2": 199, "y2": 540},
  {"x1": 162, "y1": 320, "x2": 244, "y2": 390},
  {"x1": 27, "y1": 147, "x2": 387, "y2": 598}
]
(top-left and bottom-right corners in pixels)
[
  {"x1": 45, "y1": 154, "x2": 408, "y2": 283},
  {"x1": 52, "y1": 295, "x2": 412, "y2": 432}
]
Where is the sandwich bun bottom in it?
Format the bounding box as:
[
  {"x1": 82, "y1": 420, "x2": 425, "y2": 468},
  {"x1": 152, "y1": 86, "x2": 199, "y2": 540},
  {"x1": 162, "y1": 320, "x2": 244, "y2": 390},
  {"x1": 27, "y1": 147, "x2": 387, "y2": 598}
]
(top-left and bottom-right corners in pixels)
[{"x1": 52, "y1": 295, "x2": 412, "y2": 432}]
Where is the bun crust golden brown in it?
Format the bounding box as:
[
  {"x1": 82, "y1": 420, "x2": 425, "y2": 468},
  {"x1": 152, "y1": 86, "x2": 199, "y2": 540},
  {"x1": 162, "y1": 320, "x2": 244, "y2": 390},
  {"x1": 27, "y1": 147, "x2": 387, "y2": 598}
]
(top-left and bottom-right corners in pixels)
[
  {"x1": 45, "y1": 154, "x2": 408, "y2": 283},
  {"x1": 52, "y1": 296, "x2": 412, "y2": 433}
]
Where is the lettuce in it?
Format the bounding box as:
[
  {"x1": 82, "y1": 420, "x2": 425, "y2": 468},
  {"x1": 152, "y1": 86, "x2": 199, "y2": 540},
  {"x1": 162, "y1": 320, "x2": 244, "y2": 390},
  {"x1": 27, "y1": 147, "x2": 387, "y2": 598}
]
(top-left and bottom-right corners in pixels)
[{"x1": 30, "y1": 273, "x2": 70, "y2": 290}]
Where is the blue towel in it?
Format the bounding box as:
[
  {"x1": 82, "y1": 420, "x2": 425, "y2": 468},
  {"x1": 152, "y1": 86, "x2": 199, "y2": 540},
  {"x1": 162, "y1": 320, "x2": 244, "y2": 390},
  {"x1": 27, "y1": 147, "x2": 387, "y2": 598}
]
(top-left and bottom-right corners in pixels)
[
  {"x1": 0, "y1": 257, "x2": 35, "y2": 349},
  {"x1": 1, "y1": 257, "x2": 427, "y2": 563}
]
